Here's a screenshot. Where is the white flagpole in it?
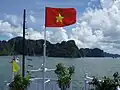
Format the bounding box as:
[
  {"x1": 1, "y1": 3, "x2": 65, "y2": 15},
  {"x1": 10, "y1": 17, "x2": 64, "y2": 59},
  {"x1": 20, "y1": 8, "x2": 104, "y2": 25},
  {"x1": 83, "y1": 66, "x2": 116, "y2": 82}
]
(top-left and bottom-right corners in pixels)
[
  {"x1": 12, "y1": 72, "x2": 15, "y2": 81},
  {"x1": 12, "y1": 57, "x2": 15, "y2": 81},
  {"x1": 43, "y1": 26, "x2": 46, "y2": 90}
]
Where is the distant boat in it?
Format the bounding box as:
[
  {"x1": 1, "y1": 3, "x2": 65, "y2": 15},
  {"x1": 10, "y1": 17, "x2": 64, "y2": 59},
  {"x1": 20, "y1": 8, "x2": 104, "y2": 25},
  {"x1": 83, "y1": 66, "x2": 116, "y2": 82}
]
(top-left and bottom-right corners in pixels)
[{"x1": 112, "y1": 56, "x2": 117, "y2": 59}]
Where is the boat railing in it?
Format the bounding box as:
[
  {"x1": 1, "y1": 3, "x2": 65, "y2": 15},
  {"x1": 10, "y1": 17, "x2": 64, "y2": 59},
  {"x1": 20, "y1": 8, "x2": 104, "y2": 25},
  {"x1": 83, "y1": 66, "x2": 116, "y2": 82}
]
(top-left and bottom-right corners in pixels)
[
  {"x1": 4, "y1": 77, "x2": 73, "y2": 90},
  {"x1": 3, "y1": 73, "x2": 93, "y2": 90},
  {"x1": 84, "y1": 73, "x2": 94, "y2": 90},
  {"x1": 83, "y1": 73, "x2": 120, "y2": 90},
  {"x1": 84, "y1": 73, "x2": 103, "y2": 90}
]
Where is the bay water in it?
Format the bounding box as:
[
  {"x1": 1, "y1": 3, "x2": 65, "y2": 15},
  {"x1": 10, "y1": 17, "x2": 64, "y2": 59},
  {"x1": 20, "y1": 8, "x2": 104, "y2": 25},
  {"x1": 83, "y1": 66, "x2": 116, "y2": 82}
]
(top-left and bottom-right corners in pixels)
[{"x1": 0, "y1": 56, "x2": 120, "y2": 90}]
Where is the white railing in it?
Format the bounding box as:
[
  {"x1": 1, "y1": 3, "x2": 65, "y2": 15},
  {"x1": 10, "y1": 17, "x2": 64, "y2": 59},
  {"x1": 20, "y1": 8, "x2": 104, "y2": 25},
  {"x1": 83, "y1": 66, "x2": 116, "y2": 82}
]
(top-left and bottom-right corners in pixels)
[
  {"x1": 4, "y1": 78, "x2": 72, "y2": 90},
  {"x1": 3, "y1": 73, "x2": 93, "y2": 90},
  {"x1": 4, "y1": 72, "x2": 120, "y2": 90},
  {"x1": 28, "y1": 78, "x2": 72, "y2": 90},
  {"x1": 3, "y1": 73, "x2": 89, "y2": 90},
  {"x1": 84, "y1": 73, "x2": 120, "y2": 90},
  {"x1": 4, "y1": 64, "x2": 72, "y2": 90}
]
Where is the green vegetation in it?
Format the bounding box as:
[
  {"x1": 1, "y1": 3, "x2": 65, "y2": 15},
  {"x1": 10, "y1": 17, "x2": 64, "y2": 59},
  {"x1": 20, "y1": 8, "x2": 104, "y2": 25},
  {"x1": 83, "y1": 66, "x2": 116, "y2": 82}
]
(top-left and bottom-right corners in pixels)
[
  {"x1": 55, "y1": 63, "x2": 75, "y2": 90},
  {"x1": 0, "y1": 36, "x2": 119, "y2": 57},
  {"x1": 9, "y1": 74, "x2": 30, "y2": 90},
  {"x1": 89, "y1": 72, "x2": 120, "y2": 90}
]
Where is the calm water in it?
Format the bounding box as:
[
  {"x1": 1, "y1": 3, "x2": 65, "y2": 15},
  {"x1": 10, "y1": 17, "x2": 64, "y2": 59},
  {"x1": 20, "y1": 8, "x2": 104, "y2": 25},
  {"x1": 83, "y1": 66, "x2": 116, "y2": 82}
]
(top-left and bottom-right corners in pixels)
[{"x1": 0, "y1": 56, "x2": 120, "y2": 90}]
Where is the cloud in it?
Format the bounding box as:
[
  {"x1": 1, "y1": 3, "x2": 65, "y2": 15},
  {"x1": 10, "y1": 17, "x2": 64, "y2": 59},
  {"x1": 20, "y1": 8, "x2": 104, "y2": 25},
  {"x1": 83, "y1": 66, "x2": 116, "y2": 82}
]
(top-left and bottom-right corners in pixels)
[
  {"x1": 71, "y1": 0, "x2": 120, "y2": 54},
  {"x1": 69, "y1": 21, "x2": 104, "y2": 48},
  {"x1": 100, "y1": 0, "x2": 114, "y2": 9},
  {"x1": 29, "y1": 15, "x2": 36, "y2": 23},
  {"x1": 46, "y1": 28, "x2": 69, "y2": 43},
  {"x1": 4, "y1": 14, "x2": 22, "y2": 27},
  {"x1": 0, "y1": 19, "x2": 44, "y2": 40},
  {"x1": 39, "y1": 0, "x2": 120, "y2": 54},
  {"x1": 1, "y1": 0, "x2": 120, "y2": 54}
]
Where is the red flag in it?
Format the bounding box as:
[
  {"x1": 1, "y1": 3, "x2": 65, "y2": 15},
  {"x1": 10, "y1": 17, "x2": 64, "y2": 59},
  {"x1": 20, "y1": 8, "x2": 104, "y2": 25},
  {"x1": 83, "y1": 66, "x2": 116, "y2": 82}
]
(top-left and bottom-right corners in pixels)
[{"x1": 45, "y1": 7, "x2": 76, "y2": 27}]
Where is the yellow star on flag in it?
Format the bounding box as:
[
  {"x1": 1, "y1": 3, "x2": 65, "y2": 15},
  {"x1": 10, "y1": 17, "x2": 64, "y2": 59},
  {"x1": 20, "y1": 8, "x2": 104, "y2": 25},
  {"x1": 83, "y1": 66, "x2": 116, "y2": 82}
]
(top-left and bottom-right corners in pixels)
[{"x1": 56, "y1": 13, "x2": 64, "y2": 23}]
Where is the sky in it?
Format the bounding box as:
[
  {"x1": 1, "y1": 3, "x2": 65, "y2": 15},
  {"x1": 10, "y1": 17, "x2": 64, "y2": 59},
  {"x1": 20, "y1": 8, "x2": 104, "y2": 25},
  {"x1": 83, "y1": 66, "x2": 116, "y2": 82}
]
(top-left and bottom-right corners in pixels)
[{"x1": 1, "y1": 0, "x2": 120, "y2": 54}]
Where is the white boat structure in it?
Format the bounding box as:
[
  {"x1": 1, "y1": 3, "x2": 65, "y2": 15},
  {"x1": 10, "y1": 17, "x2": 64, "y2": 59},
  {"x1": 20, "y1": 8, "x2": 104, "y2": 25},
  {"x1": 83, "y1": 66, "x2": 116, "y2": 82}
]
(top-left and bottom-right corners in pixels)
[
  {"x1": 3, "y1": 6, "x2": 120, "y2": 90},
  {"x1": 26, "y1": 61, "x2": 72, "y2": 90},
  {"x1": 2, "y1": 8, "x2": 96, "y2": 90},
  {"x1": 4, "y1": 59, "x2": 73, "y2": 90},
  {"x1": 3, "y1": 68, "x2": 107, "y2": 90},
  {"x1": 3, "y1": 9, "x2": 73, "y2": 90}
]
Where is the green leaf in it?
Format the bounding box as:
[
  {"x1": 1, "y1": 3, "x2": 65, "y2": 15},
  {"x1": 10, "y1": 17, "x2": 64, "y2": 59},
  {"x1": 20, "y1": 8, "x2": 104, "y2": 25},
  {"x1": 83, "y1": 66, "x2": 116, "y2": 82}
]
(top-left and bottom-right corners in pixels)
[{"x1": 55, "y1": 63, "x2": 75, "y2": 90}]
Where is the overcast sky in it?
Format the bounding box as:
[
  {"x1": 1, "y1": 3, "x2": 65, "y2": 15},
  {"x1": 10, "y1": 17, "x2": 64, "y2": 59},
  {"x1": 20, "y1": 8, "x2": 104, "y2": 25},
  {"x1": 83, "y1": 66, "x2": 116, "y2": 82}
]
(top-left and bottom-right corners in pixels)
[{"x1": 1, "y1": 0, "x2": 120, "y2": 54}]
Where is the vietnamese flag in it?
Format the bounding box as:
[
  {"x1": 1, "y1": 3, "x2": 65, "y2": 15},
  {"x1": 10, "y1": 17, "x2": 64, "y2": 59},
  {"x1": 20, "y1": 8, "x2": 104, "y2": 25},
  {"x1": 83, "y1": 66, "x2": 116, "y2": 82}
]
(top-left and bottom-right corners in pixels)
[{"x1": 45, "y1": 7, "x2": 76, "y2": 27}]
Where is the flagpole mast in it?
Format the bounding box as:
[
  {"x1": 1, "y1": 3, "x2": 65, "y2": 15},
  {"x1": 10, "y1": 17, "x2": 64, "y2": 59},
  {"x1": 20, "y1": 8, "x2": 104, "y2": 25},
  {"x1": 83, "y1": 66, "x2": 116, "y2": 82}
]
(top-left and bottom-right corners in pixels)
[
  {"x1": 22, "y1": 9, "x2": 26, "y2": 77},
  {"x1": 43, "y1": 26, "x2": 46, "y2": 90},
  {"x1": 12, "y1": 70, "x2": 15, "y2": 80}
]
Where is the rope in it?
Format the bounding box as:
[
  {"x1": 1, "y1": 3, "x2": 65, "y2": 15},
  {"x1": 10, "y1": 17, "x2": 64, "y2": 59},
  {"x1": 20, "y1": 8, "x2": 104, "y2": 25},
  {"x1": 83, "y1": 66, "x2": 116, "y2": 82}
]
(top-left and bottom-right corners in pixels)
[{"x1": 10, "y1": 38, "x2": 16, "y2": 56}]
